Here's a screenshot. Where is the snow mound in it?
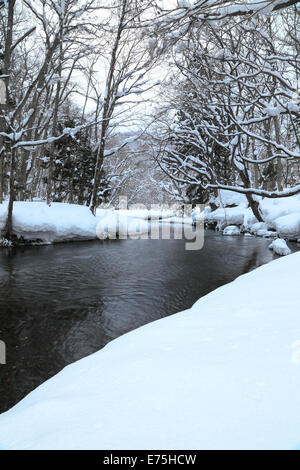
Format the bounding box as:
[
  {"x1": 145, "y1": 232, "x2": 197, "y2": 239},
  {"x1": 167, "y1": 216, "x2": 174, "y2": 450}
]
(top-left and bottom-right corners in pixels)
[
  {"x1": 269, "y1": 238, "x2": 291, "y2": 256},
  {"x1": 250, "y1": 222, "x2": 268, "y2": 234},
  {"x1": 260, "y1": 195, "x2": 300, "y2": 230},
  {"x1": 0, "y1": 238, "x2": 13, "y2": 247},
  {"x1": 274, "y1": 213, "x2": 300, "y2": 240},
  {"x1": 248, "y1": 222, "x2": 276, "y2": 238},
  {"x1": 0, "y1": 203, "x2": 152, "y2": 243},
  {"x1": 1, "y1": 253, "x2": 300, "y2": 449},
  {"x1": 0, "y1": 202, "x2": 97, "y2": 243},
  {"x1": 242, "y1": 207, "x2": 258, "y2": 232},
  {"x1": 211, "y1": 189, "x2": 248, "y2": 208},
  {"x1": 205, "y1": 206, "x2": 245, "y2": 229},
  {"x1": 223, "y1": 225, "x2": 240, "y2": 236},
  {"x1": 225, "y1": 194, "x2": 300, "y2": 239}
]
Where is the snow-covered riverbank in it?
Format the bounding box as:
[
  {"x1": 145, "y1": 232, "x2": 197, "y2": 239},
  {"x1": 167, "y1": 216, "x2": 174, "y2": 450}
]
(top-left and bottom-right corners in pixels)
[
  {"x1": 1, "y1": 194, "x2": 300, "y2": 250},
  {"x1": 204, "y1": 190, "x2": 300, "y2": 242},
  {"x1": 0, "y1": 202, "x2": 98, "y2": 244},
  {"x1": 0, "y1": 202, "x2": 160, "y2": 244},
  {"x1": 0, "y1": 251, "x2": 299, "y2": 450}
]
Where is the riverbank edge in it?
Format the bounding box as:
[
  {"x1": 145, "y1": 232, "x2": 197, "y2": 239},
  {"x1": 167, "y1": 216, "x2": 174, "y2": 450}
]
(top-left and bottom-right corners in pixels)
[
  {"x1": 0, "y1": 198, "x2": 299, "y2": 252},
  {"x1": 0, "y1": 201, "x2": 180, "y2": 246}
]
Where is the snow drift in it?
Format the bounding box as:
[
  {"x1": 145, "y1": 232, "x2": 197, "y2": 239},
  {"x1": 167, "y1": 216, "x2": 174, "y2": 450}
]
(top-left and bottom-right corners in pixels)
[
  {"x1": 0, "y1": 202, "x2": 98, "y2": 243},
  {"x1": 222, "y1": 225, "x2": 240, "y2": 236},
  {"x1": 206, "y1": 191, "x2": 300, "y2": 241},
  {"x1": 0, "y1": 202, "x2": 152, "y2": 243},
  {"x1": 269, "y1": 238, "x2": 292, "y2": 256}
]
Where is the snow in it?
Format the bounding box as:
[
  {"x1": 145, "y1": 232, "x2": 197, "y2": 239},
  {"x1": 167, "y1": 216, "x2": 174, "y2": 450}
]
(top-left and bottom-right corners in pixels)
[
  {"x1": 242, "y1": 207, "x2": 258, "y2": 231},
  {"x1": 96, "y1": 211, "x2": 149, "y2": 240},
  {"x1": 250, "y1": 222, "x2": 268, "y2": 234},
  {"x1": 2, "y1": 195, "x2": 300, "y2": 244},
  {"x1": 263, "y1": 104, "x2": 285, "y2": 116},
  {"x1": 269, "y1": 238, "x2": 292, "y2": 256},
  {"x1": 247, "y1": 222, "x2": 276, "y2": 238},
  {"x1": 0, "y1": 203, "x2": 155, "y2": 243},
  {"x1": 205, "y1": 193, "x2": 300, "y2": 241},
  {"x1": 206, "y1": 190, "x2": 250, "y2": 229},
  {"x1": 222, "y1": 225, "x2": 240, "y2": 236},
  {"x1": 113, "y1": 209, "x2": 174, "y2": 220},
  {"x1": 0, "y1": 201, "x2": 97, "y2": 243},
  {"x1": 273, "y1": 213, "x2": 300, "y2": 241},
  {"x1": 211, "y1": 189, "x2": 248, "y2": 208},
  {"x1": 0, "y1": 237, "x2": 13, "y2": 247},
  {"x1": 257, "y1": 197, "x2": 300, "y2": 240},
  {"x1": 260, "y1": 195, "x2": 300, "y2": 229},
  {"x1": 205, "y1": 205, "x2": 245, "y2": 229},
  {"x1": 209, "y1": 0, "x2": 290, "y2": 19},
  {"x1": 0, "y1": 252, "x2": 300, "y2": 450}
]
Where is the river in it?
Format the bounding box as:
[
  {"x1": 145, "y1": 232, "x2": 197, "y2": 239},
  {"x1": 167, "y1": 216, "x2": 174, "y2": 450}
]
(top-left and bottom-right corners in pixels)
[{"x1": 0, "y1": 229, "x2": 298, "y2": 413}]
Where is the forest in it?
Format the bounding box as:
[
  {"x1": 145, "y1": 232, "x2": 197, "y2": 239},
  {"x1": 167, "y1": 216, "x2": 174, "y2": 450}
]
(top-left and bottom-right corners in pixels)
[{"x1": 0, "y1": 0, "x2": 299, "y2": 240}]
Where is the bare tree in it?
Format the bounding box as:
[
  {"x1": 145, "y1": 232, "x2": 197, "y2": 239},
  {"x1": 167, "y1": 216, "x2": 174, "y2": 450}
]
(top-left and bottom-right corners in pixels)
[
  {"x1": 0, "y1": 0, "x2": 100, "y2": 239},
  {"x1": 153, "y1": 4, "x2": 299, "y2": 221},
  {"x1": 89, "y1": 0, "x2": 160, "y2": 213}
]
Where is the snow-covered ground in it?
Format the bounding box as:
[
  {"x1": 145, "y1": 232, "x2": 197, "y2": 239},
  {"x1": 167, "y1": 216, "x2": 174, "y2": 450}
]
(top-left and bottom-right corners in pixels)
[
  {"x1": 0, "y1": 202, "x2": 97, "y2": 243},
  {"x1": 223, "y1": 225, "x2": 241, "y2": 236},
  {"x1": 0, "y1": 252, "x2": 300, "y2": 450},
  {"x1": 0, "y1": 202, "x2": 155, "y2": 243},
  {"x1": 1, "y1": 193, "x2": 300, "y2": 250},
  {"x1": 0, "y1": 202, "x2": 182, "y2": 244},
  {"x1": 205, "y1": 190, "x2": 300, "y2": 243},
  {"x1": 269, "y1": 238, "x2": 292, "y2": 256}
]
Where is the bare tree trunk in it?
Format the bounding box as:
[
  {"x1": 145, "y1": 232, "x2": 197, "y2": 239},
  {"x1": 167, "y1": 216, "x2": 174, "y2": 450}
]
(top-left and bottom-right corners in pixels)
[
  {"x1": 0, "y1": 157, "x2": 3, "y2": 204},
  {"x1": 3, "y1": 0, "x2": 16, "y2": 240},
  {"x1": 239, "y1": 169, "x2": 263, "y2": 222},
  {"x1": 4, "y1": 146, "x2": 16, "y2": 239},
  {"x1": 252, "y1": 140, "x2": 259, "y2": 189},
  {"x1": 47, "y1": 39, "x2": 63, "y2": 205},
  {"x1": 0, "y1": 110, "x2": 5, "y2": 204},
  {"x1": 274, "y1": 116, "x2": 283, "y2": 191},
  {"x1": 89, "y1": 0, "x2": 128, "y2": 214}
]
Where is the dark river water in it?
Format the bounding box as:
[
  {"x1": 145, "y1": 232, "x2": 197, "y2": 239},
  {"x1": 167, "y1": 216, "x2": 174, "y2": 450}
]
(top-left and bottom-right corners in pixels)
[{"x1": 0, "y1": 229, "x2": 298, "y2": 413}]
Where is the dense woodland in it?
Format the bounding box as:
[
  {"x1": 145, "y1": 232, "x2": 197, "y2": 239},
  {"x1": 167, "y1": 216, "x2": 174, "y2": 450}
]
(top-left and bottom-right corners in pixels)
[{"x1": 0, "y1": 0, "x2": 299, "y2": 239}]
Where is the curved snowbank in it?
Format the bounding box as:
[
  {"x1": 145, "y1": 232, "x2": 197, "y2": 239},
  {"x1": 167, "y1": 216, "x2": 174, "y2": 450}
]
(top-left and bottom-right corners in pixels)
[
  {"x1": 205, "y1": 205, "x2": 245, "y2": 229},
  {"x1": 0, "y1": 202, "x2": 98, "y2": 243},
  {"x1": 0, "y1": 253, "x2": 300, "y2": 450},
  {"x1": 274, "y1": 213, "x2": 300, "y2": 240},
  {"x1": 211, "y1": 189, "x2": 248, "y2": 208},
  {"x1": 206, "y1": 193, "x2": 300, "y2": 240},
  {"x1": 222, "y1": 225, "x2": 240, "y2": 236},
  {"x1": 269, "y1": 238, "x2": 292, "y2": 256},
  {"x1": 0, "y1": 202, "x2": 152, "y2": 243},
  {"x1": 261, "y1": 196, "x2": 300, "y2": 228}
]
